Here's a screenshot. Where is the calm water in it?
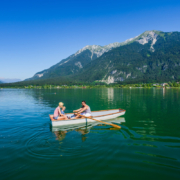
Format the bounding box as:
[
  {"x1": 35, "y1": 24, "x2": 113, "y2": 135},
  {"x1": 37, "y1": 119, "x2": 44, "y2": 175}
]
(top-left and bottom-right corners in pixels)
[{"x1": 0, "y1": 88, "x2": 180, "y2": 180}]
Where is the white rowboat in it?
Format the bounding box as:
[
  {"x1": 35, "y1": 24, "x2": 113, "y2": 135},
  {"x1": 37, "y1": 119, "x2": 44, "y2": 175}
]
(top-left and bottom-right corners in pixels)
[{"x1": 49, "y1": 108, "x2": 126, "y2": 127}]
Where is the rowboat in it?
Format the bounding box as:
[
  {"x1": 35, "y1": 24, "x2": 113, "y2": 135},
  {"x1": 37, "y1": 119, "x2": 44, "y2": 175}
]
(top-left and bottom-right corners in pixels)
[{"x1": 49, "y1": 108, "x2": 126, "y2": 127}]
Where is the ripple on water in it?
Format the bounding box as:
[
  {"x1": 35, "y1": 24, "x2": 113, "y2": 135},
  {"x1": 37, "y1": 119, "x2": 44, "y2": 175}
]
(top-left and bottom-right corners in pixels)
[{"x1": 24, "y1": 127, "x2": 114, "y2": 159}]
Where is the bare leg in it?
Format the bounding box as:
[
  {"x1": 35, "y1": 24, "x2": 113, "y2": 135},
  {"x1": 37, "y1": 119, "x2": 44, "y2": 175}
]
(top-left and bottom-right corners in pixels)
[
  {"x1": 73, "y1": 113, "x2": 82, "y2": 119},
  {"x1": 62, "y1": 115, "x2": 68, "y2": 120},
  {"x1": 57, "y1": 115, "x2": 68, "y2": 120}
]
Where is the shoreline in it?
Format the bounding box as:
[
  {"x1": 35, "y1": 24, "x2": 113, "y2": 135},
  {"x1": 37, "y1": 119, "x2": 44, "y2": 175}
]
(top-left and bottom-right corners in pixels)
[{"x1": 1, "y1": 86, "x2": 180, "y2": 89}]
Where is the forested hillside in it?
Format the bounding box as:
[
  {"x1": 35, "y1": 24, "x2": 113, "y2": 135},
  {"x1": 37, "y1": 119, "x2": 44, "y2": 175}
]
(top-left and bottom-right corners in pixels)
[{"x1": 74, "y1": 31, "x2": 180, "y2": 83}]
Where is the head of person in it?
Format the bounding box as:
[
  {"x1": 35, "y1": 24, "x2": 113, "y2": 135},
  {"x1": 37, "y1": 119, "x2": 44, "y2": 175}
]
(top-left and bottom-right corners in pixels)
[
  {"x1": 82, "y1": 101, "x2": 86, "y2": 106},
  {"x1": 59, "y1": 102, "x2": 64, "y2": 108}
]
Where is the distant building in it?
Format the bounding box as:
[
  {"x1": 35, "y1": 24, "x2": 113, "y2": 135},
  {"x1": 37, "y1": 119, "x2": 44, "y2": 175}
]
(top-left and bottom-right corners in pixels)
[{"x1": 161, "y1": 83, "x2": 168, "y2": 87}]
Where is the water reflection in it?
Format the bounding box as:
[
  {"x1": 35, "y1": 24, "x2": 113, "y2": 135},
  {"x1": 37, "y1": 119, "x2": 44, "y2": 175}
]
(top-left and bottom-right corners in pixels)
[
  {"x1": 107, "y1": 88, "x2": 114, "y2": 102},
  {"x1": 51, "y1": 117, "x2": 125, "y2": 142},
  {"x1": 54, "y1": 130, "x2": 67, "y2": 141},
  {"x1": 54, "y1": 128, "x2": 89, "y2": 142},
  {"x1": 163, "y1": 87, "x2": 165, "y2": 98}
]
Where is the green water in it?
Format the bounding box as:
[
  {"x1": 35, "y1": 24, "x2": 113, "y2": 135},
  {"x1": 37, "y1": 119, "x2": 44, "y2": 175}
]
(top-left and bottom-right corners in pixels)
[{"x1": 0, "y1": 88, "x2": 180, "y2": 180}]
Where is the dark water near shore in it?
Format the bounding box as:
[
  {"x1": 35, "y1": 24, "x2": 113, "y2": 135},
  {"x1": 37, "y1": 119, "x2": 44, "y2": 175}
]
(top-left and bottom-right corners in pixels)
[{"x1": 0, "y1": 88, "x2": 180, "y2": 180}]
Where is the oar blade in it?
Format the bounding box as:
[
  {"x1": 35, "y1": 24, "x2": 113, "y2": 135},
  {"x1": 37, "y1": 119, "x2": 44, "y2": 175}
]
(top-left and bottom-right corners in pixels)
[{"x1": 111, "y1": 124, "x2": 121, "y2": 129}]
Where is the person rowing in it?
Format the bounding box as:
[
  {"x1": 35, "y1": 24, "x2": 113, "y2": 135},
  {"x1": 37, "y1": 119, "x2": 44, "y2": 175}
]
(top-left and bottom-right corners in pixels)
[
  {"x1": 73, "y1": 101, "x2": 91, "y2": 119},
  {"x1": 53, "y1": 102, "x2": 68, "y2": 120}
]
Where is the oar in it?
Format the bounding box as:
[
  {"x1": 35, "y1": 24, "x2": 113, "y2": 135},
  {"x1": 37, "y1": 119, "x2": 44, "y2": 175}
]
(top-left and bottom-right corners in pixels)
[{"x1": 79, "y1": 115, "x2": 121, "y2": 129}]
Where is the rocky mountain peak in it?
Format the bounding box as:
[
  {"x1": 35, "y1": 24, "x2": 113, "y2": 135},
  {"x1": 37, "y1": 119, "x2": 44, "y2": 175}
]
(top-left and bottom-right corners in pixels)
[
  {"x1": 74, "y1": 31, "x2": 161, "y2": 59},
  {"x1": 136, "y1": 30, "x2": 159, "y2": 51},
  {"x1": 75, "y1": 43, "x2": 122, "y2": 59}
]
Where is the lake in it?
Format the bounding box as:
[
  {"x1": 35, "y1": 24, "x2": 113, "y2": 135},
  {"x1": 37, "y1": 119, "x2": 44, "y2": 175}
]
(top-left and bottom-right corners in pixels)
[{"x1": 0, "y1": 88, "x2": 180, "y2": 180}]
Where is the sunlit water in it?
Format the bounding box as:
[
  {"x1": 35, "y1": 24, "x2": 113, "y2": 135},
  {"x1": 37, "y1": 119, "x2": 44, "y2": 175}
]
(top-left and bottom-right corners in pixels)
[{"x1": 0, "y1": 88, "x2": 180, "y2": 180}]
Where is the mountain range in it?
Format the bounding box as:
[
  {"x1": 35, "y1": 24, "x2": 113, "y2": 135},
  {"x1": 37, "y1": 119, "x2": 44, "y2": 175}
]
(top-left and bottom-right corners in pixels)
[{"x1": 26, "y1": 30, "x2": 180, "y2": 84}]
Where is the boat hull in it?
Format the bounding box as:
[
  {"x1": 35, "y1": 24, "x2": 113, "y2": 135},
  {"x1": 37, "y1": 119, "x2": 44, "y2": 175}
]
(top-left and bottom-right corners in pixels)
[
  {"x1": 51, "y1": 117, "x2": 126, "y2": 132},
  {"x1": 49, "y1": 109, "x2": 126, "y2": 126}
]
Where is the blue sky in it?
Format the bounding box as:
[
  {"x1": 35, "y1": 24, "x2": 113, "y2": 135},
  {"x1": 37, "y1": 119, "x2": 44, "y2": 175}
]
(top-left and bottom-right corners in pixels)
[{"x1": 0, "y1": 0, "x2": 180, "y2": 80}]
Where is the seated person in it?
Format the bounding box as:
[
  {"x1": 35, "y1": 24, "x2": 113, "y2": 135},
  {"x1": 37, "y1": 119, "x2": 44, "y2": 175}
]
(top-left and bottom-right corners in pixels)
[
  {"x1": 53, "y1": 102, "x2": 68, "y2": 120},
  {"x1": 73, "y1": 101, "x2": 91, "y2": 119}
]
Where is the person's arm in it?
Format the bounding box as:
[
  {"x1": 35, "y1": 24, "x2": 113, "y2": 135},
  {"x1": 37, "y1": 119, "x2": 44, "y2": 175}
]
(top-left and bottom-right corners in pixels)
[
  {"x1": 78, "y1": 106, "x2": 88, "y2": 114},
  {"x1": 73, "y1": 108, "x2": 82, "y2": 113}
]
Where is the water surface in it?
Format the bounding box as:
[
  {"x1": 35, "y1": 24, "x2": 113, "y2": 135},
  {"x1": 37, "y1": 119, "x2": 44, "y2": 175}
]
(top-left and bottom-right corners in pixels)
[{"x1": 0, "y1": 88, "x2": 180, "y2": 180}]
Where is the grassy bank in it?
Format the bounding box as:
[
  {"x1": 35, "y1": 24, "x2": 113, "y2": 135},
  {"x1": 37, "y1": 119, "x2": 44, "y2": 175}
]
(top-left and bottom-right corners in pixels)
[{"x1": 0, "y1": 82, "x2": 180, "y2": 89}]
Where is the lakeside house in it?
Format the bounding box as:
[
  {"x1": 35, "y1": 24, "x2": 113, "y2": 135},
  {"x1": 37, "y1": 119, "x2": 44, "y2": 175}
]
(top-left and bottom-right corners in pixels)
[{"x1": 161, "y1": 83, "x2": 168, "y2": 87}]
